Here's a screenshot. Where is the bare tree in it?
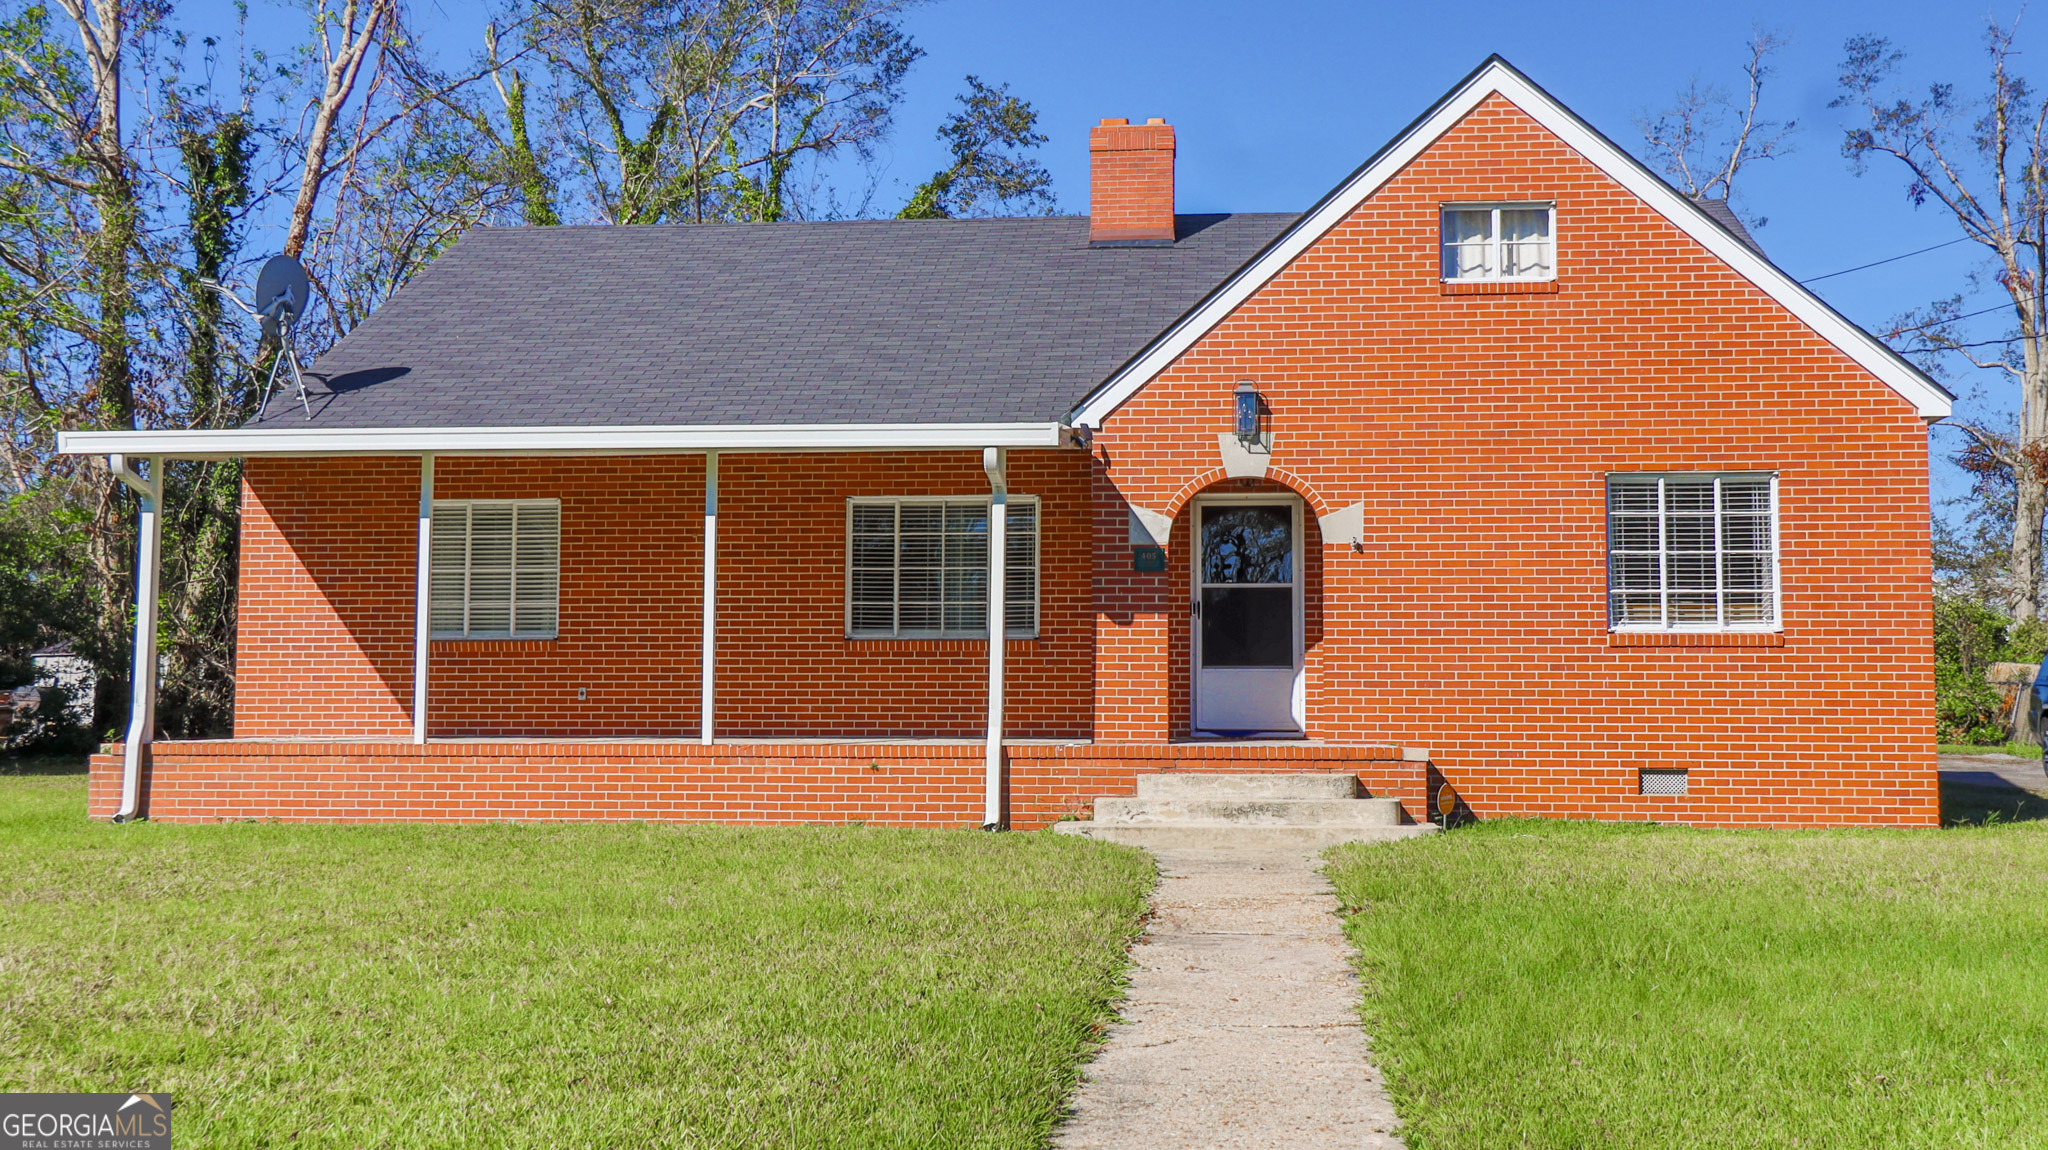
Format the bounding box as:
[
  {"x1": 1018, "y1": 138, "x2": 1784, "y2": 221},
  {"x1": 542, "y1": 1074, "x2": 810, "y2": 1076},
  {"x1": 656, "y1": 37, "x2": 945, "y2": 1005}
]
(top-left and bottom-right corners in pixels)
[
  {"x1": 1835, "y1": 21, "x2": 2048, "y2": 619},
  {"x1": 283, "y1": 0, "x2": 396, "y2": 260},
  {"x1": 1637, "y1": 30, "x2": 1796, "y2": 225}
]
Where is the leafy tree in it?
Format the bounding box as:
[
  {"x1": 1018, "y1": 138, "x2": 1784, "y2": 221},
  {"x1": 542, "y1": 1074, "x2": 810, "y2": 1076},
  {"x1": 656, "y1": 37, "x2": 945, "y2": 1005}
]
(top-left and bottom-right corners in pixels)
[{"x1": 897, "y1": 75, "x2": 1052, "y2": 220}]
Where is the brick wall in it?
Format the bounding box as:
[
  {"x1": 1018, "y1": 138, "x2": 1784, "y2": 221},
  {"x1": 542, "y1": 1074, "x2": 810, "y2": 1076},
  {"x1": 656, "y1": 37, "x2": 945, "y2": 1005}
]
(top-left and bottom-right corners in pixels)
[
  {"x1": 89, "y1": 742, "x2": 1417, "y2": 830},
  {"x1": 1088, "y1": 93, "x2": 1939, "y2": 827},
  {"x1": 237, "y1": 451, "x2": 1094, "y2": 741}
]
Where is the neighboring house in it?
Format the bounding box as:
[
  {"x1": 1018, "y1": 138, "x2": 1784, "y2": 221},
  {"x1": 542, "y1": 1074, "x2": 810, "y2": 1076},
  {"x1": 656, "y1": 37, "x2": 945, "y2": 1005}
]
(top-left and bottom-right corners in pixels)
[
  {"x1": 29, "y1": 643, "x2": 96, "y2": 726},
  {"x1": 61, "y1": 58, "x2": 1947, "y2": 828}
]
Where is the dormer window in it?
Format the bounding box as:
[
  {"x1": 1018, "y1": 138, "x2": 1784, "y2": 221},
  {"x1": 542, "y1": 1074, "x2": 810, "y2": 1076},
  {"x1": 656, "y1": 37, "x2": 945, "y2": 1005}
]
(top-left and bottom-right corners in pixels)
[{"x1": 1441, "y1": 204, "x2": 1553, "y2": 281}]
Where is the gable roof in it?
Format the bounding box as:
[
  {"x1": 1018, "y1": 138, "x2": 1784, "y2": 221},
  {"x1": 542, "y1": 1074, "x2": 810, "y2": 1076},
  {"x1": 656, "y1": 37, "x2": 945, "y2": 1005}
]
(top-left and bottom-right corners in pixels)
[
  {"x1": 248, "y1": 214, "x2": 1292, "y2": 431},
  {"x1": 1069, "y1": 56, "x2": 1953, "y2": 426}
]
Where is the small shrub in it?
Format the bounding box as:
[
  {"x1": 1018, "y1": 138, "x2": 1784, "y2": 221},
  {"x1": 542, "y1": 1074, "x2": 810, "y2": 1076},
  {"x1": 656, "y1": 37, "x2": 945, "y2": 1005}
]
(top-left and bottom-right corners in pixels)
[{"x1": 1932, "y1": 597, "x2": 2036, "y2": 745}]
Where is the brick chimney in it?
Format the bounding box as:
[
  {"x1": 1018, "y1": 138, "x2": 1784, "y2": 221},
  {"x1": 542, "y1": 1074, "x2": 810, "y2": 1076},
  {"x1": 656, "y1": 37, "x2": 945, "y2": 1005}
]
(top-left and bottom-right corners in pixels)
[{"x1": 1089, "y1": 117, "x2": 1176, "y2": 246}]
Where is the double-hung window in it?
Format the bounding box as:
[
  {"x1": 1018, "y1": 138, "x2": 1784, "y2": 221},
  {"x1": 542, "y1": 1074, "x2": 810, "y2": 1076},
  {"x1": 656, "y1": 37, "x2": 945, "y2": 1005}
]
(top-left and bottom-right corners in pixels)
[
  {"x1": 847, "y1": 497, "x2": 1039, "y2": 639},
  {"x1": 1441, "y1": 203, "x2": 1554, "y2": 281},
  {"x1": 430, "y1": 500, "x2": 561, "y2": 639},
  {"x1": 1607, "y1": 474, "x2": 1778, "y2": 630}
]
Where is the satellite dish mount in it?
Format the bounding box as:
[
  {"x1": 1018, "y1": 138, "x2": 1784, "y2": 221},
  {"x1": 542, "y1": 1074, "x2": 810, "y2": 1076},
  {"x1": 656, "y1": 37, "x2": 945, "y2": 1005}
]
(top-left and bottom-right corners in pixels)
[{"x1": 206, "y1": 254, "x2": 316, "y2": 419}]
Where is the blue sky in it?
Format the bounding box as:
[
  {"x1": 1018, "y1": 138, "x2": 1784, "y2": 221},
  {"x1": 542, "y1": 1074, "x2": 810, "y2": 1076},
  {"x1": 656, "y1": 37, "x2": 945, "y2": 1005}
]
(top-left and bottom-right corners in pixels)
[{"x1": 218, "y1": 0, "x2": 2028, "y2": 506}]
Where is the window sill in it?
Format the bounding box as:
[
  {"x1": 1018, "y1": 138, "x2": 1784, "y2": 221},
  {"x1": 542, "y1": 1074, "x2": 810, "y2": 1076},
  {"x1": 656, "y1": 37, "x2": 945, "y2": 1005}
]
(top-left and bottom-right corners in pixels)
[
  {"x1": 433, "y1": 637, "x2": 558, "y2": 653},
  {"x1": 846, "y1": 634, "x2": 1040, "y2": 644},
  {"x1": 1608, "y1": 631, "x2": 1784, "y2": 648},
  {"x1": 1441, "y1": 279, "x2": 1559, "y2": 295}
]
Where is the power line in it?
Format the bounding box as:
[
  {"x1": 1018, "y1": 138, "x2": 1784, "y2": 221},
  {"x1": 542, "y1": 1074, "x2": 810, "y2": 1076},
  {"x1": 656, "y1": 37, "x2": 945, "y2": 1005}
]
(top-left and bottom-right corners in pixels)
[
  {"x1": 1799, "y1": 236, "x2": 1973, "y2": 283},
  {"x1": 1887, "y1": 299, "x2": 2022, "y2": 336}
]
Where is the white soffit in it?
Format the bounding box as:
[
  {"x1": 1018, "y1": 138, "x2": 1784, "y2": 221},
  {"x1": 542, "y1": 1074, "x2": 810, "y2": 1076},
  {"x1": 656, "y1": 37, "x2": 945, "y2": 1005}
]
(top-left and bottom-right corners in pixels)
[
  {"x1": 54, "y1": 422, "x2": 1071, "y2": 460},
  {"x1": 1070, "y1": 58, "x2": 1953, "y2": 426}
]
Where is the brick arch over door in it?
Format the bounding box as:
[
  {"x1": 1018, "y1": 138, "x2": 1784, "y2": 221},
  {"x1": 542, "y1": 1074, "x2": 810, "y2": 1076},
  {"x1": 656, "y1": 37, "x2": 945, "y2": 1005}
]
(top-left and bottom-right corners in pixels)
[
  {"x1": 1165, "y1": 475, "x2": 1327, "y2": 740},
  {"x1": 1162, "y1": 465, "x2": 1333, "y2": 523}
]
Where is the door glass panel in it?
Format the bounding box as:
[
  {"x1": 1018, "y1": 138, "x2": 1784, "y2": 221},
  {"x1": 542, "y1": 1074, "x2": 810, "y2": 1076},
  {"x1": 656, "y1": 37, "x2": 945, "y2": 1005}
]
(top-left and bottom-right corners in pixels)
[
  {"x1": 1200, "y1": 505, "x2": 1293, "y2": 584},
  {"x1": 1202, "y1": 588, "x2": 1294, "y2": 667}
]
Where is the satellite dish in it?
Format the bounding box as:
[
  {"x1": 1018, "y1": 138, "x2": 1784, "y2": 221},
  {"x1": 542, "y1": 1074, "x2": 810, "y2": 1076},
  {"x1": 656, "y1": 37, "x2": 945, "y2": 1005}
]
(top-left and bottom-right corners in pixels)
[
  {"x1": 254, "y1": 254, "x2": 311, "y2": 330},
  {"x1": 203, "y1": 254, "x2": 319, "y2": 419}
]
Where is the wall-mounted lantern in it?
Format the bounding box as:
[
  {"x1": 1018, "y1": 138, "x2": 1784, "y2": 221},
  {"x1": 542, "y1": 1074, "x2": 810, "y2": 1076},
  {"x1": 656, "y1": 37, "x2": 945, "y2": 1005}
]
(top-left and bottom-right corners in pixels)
[
  {"x1": 1233, "y1": 379, "x2": 1270, "y2": 452},
  {"x1": 1233, "y1": 381, "x2": 1261, "y2": 443}
]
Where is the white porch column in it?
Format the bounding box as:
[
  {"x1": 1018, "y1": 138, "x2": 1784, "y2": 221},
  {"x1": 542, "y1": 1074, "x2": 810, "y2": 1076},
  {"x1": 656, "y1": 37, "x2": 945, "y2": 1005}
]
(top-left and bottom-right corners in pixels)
[
  {"x1": 413, "y1": 455, "x2": 434, "y2": 744},
  {"x1": 982, "y1": 447, "x2": 1007, "y2": 828},
  {"x1": 701, "y1": 450, "x2": 718, "y2": 745},
  {"x1": 110, "y1": 455, "x2": 162, "y2": 822}
]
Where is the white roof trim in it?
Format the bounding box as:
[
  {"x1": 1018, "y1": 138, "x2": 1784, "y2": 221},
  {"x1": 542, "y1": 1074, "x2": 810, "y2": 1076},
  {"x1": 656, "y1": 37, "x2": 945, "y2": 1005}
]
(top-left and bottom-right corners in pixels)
[
  {"x1": 1071, "y1": 58, "x2": 1952, "y2": 426},
  {"x1": 55, "y1": 421, "x2": 1071, "y2": 460}
]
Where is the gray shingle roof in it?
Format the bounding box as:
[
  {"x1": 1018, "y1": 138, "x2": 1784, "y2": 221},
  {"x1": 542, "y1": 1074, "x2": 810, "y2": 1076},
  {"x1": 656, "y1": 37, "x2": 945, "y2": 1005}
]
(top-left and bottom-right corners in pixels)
[
  {"x1": 261, "y1": 214, "x2": 1294, "y2": 430},
  {"x1": 1691, "y1": 198, "x2": 1766, "y2": 256}
]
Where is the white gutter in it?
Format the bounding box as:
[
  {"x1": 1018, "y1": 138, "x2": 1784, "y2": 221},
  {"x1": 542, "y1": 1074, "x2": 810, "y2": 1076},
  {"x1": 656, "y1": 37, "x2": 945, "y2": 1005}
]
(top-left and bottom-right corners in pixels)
[
  {"x1": 982, "y1": 447, "x2": 1007, "y2": 829},
  {"x1": 700, "y1": 451, "x2": 718, "y2": 745},
  {"x1": 412, "y1": 455, "x2": 434, "y2": 744},
  {"x1": 55, "y1": 422, "x2": 1072, "y2": 460},
  {"x1": 108, "y1": 454, "x2": 161, "y2": 822}
]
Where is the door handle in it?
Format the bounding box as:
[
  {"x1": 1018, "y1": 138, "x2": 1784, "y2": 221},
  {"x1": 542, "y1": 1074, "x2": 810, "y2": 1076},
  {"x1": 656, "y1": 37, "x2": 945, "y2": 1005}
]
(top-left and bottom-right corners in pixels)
[{"x1": 1190, "y1": 598, "x2": 1202, "y2": 619}]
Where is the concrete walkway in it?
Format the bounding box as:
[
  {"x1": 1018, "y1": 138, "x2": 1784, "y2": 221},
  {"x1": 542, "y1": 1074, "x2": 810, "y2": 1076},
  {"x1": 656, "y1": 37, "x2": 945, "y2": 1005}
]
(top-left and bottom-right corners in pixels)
[{"x1": 1053, "y1": 846, "x2": 1408, "y2": 1149}]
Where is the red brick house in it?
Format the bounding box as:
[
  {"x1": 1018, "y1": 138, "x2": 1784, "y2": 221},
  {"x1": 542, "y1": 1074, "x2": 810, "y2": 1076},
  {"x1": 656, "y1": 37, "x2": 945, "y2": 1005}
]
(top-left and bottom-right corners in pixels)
[{"x1": 63, "y1": 58, "x2": 1949, "y2": 829}]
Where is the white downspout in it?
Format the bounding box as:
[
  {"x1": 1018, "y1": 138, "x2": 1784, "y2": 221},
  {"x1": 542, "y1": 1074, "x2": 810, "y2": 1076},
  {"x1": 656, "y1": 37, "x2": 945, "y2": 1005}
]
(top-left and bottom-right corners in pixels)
[
  {"x1": 109, "y1": 454, "x2": 162, "y2": 823},
  {"x1": 701, "y1": 450, "x2": 718, "y2": 745},
  {"x1": 413, "y1": 455, "x2": 434, "y2": 744},
  {"x1": 982, "y1": 447, "x2": 1007, "y2": 829}
]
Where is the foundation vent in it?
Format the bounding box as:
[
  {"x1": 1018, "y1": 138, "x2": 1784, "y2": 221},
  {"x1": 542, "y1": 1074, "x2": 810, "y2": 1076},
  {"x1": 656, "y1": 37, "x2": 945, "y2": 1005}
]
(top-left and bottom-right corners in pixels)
[{"x1": 1640, "y1": 768, "x2": 1689, "y2": 796}]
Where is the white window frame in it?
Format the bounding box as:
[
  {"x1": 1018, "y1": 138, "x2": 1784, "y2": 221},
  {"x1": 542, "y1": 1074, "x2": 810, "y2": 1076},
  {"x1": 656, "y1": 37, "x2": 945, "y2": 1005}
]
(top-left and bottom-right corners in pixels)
[
  {"x1": 429, "y1": 498, "x2": 561, "y2": 640},
  {"x1": 844, "y1": 495, "x2": 1041, "y2": 640},
  {"x1": 1440, "y1": 202, "x2": 1556, "y2": 282},
  {"x1": 1606, "y1": 473, "x2": 1780, "y2": 633}
]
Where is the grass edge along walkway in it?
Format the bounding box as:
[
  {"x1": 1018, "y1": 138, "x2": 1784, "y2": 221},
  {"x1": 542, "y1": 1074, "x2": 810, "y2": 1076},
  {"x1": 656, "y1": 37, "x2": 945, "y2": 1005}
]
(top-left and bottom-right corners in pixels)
[
  {"x1": 0, "y1": 773, "x2": 1156, "y2": 1149},
  {"x1": 1326, "y1": 813, "x2": 2048, "y2": 1149}
]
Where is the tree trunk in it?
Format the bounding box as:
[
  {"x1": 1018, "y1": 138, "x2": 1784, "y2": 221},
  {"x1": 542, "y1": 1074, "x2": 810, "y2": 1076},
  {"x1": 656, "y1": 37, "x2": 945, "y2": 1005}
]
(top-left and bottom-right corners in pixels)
[
  {"x1": 283, "y1": 0, "x2": 392, "y2": 259},
  {"x1": 2013, "y1": 464, "x2": 2046, "y2": 621}
]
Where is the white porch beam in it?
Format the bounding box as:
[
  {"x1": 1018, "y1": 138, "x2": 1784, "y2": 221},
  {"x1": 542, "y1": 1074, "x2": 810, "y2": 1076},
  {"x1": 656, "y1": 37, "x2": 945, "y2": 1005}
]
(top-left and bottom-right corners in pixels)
[
  {"x1": 55, "y1": 421, "x2": 1073, "y2": 460},
  {"x1": 413, "y1": 455, "x2": 434, "y2": 744},
  {"x1": 109, "y1": 454, "x2": 162, "y2": 822},
  {"x1": 701, "y1": 451, "x2": 718, "y2": 745},
  {"x1": 982, "y1": 447, "x2": 1007, "y2": 829}
]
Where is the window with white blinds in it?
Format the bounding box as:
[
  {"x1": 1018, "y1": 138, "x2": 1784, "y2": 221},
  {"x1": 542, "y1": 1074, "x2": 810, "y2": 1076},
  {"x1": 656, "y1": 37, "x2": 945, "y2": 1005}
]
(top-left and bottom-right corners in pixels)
[
  {"x1": 430, "y1": 500, "x2": 560, "y2": 639},
  {"x1": 846, "y1": 497, "x2": 1039, "y2": 639},
  {"x1": 1607, "y1": 474, "x2": 1778, "y2": 630}
]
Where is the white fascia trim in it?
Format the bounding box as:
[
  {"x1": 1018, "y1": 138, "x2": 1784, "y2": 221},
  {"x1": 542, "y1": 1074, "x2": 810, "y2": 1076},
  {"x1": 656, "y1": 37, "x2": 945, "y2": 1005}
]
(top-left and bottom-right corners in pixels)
[
  {"x1": 55, "y1": 421, "x2": 1071, "y2": 459},
  {"x1": 1070, "y1": 60, "x2": 1952, "y2": 426}
]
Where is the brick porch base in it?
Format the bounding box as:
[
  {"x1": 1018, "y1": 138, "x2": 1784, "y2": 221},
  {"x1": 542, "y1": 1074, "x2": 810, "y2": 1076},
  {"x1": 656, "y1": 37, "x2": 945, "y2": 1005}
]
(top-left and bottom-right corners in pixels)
[{"x1": 87, "y1": 740, "x2": 1421, "y2": 830}]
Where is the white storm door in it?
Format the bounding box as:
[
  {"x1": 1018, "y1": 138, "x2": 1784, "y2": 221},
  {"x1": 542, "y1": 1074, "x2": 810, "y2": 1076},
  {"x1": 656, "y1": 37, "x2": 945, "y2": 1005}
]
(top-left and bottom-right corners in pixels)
[{"x1": 1193, "y1": 498, "x2": 1303, "y2": 735}]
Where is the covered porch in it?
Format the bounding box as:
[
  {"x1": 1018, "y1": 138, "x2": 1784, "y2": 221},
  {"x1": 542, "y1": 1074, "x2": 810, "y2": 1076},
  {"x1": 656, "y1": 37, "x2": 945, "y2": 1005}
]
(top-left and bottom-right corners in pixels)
[{"x1": 61, "y1": 422, "x2": 1083, "y2": 827}]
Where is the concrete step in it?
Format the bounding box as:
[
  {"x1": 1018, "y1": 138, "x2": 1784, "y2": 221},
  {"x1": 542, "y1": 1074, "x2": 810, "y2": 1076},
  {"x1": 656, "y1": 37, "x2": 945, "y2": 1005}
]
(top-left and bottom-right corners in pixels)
[
  {"x1": 1092, "y1": 797, "x2": 1405, "y2": 827},
  {"x1": 1133, "y1": 772, "x2": 1360, "y2": 800},
  {"x1": 1052, "y1": 822, "x2": 1436, "y2": 850}
]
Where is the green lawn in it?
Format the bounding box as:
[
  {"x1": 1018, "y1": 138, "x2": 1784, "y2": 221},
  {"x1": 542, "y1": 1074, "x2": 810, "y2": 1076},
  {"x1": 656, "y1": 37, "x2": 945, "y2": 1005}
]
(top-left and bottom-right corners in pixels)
[
  {"x1": 1327, "y1": 797, "x2": 2048, "y2": 1149},
  {"x1": 1937, "y1": 743, "x2": 2044, "y2": 758},
  {"x1": 0, "y1": 771, "x2": 1154, "y2": 1148}
]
